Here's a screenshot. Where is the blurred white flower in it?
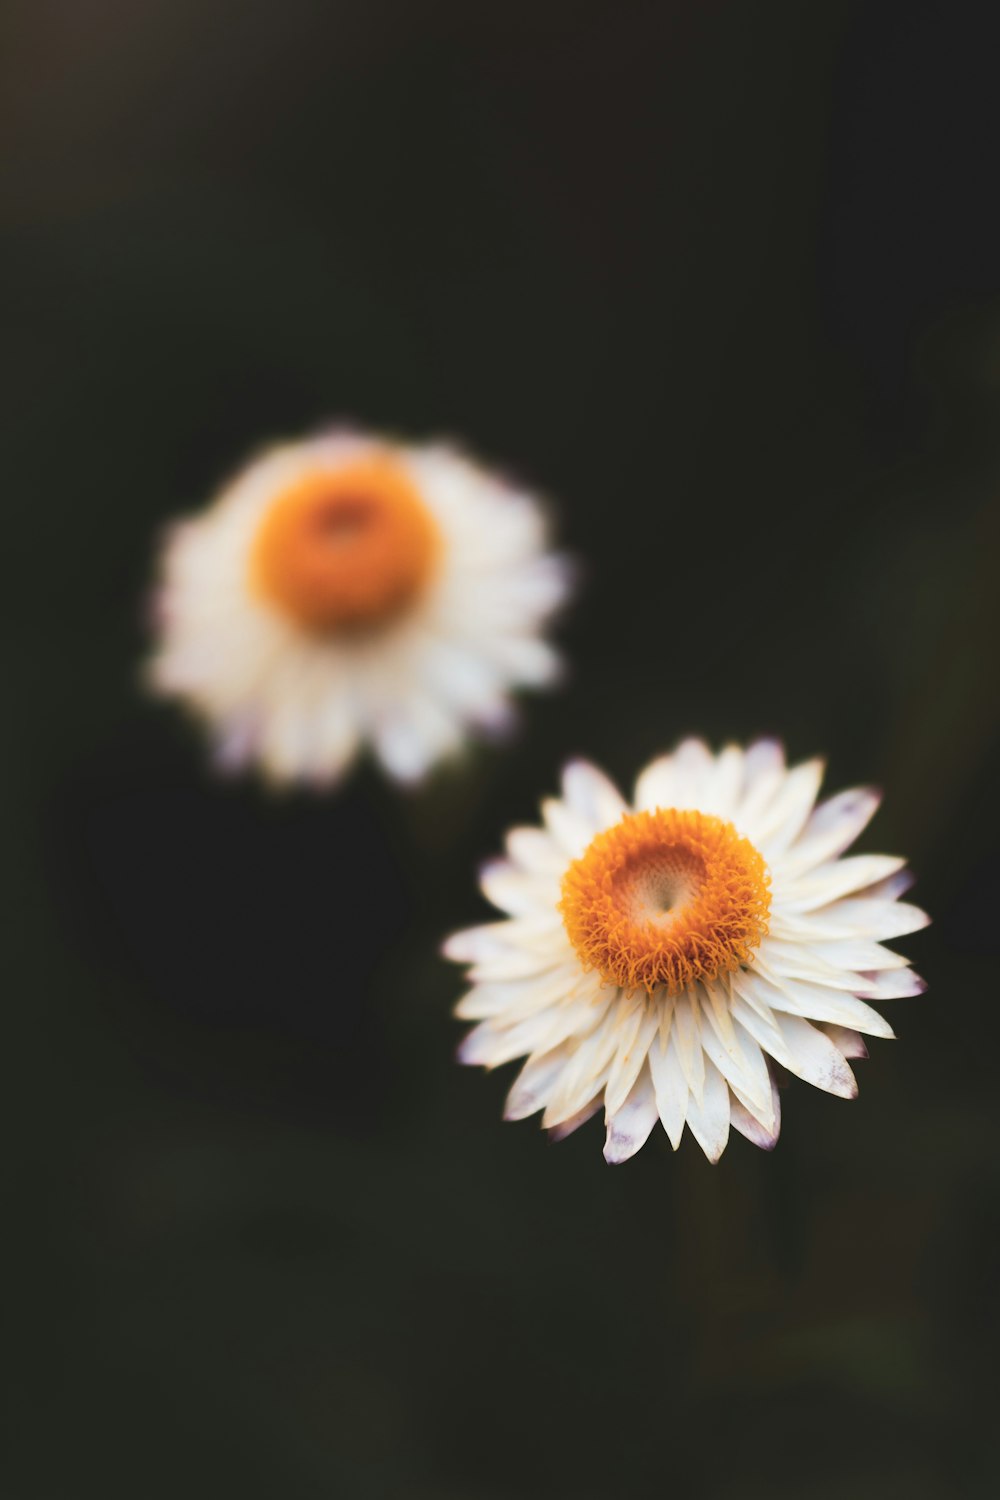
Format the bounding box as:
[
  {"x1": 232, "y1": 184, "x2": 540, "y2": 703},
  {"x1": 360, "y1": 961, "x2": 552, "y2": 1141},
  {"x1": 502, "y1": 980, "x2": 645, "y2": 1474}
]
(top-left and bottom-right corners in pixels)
[
  {"x1": 446, "y1": 740, "x2": 928, "y2": 1162},
  {"x1": 149, "y1": 431, "x2": 570, "y2": 785}
]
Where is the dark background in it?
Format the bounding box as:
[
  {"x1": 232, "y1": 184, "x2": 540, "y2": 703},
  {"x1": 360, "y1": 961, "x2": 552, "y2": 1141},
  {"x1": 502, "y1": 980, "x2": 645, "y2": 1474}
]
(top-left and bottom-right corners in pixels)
[{"x1": 4, "y1": 2, "x2": 1000, "y2": 1495}]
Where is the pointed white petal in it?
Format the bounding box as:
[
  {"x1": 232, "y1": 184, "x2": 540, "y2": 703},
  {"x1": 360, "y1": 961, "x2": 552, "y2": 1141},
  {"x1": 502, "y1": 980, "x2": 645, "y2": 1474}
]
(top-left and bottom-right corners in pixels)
[
  {"x1": 505, "y1": 826, "x2": 567, "y2": 877},
  {"x1": 748, "y1": 758, "x2": 825, "y2": 853},
  {"x1": 548, "y1": 1095, "x2": 603, "y2": 1142},
  {"x1": 442, "y1": 922, "x2": 512, "y2": 963},
  {"x1": 561, "y1": 760, "x2": 628, "y2": 830},
  {"x1": 748, "y1": 971, "x2": 895, "y2": 1038},
  {"x1": 603, "y1": 1002, "x2": 659, "y2": 1117},
  {"x1": 807, "y1": 938, "x2": 909, "y2": 972},
  {"x1": 457, "y1": 989, "x2": 609, "y2": 1069},
  {"x1": 807, "y1": 898, "x2": 930, "y2": 941},
  {"x1": 634, "y1": 754, "x2": 678, "y2": 812},
  {"x1": 855, "y1": 968, "x2": 926, "y2": 1000},
  {"x1": 541, "y1": 1012, "x2": 621, "y2": 1127},
  {"x1": 648, "y1": 1026, "x2": 688, "y2": 1149},
  {"x1": 729, "y1": 975, "x2": 785, "y2": 1043},
  {"x1": 698, "y1": 991, "x2": 773, "y2": 1109},
  {"x1": 822, "y1": 1025, "x2": 869, "y2": 1060},
  {"x1": 685, "y1": 1058, "x2": 731, "y2": 1162},
  {"x1": 541, "y1": 797, "x2": 594, "y2": 859},
  {"x1": 730, "y1": 1072, "x2": 782, "y2": 1149},
  {"x1": 771, "y1": 1013, "x2": 858, "y2": 1098},
  {"x1": 454, "y1": 986, "x2": 519, "y2": 1021},
  {"x1": 479, "y1": 860, "x2": 560, "y2": 916},
  {"x1": 503, "y1": 1045, "x2": 573, "y2": 1119},
  {"x1": 757, "y1": 939, "x2": 867, "y2": 993},
  {"x1": 783, "y1": 786, "x2": 881, "y2": 870},
  {"x1": 860, "y1": 868, "x2": 916, "y2": 902},
  {"x1": 672, "y1": 993, "x2": 705, "y2": 1105},
  {"x1": 670, "y1": 737, "x2": 715, "y2": 807},
  {"x1": 604, "y1": 1065, "x2": 660, "y2": 1163},
  {"x1": 743, "y1": 738, "x2": 786, "y2": 787},
  {"x1": 468, "y1": 949, "x2": 569, "y2": 983},
  {"x1": 735, "y1": 739, "x2": 787, "y2": 828},
  {"x1": 698, "y1": 744, "x2": 744, "y2": 819},
  {"x1": 778, "y1": 855, "x2": 907, "y2": 910},
  {"x1": 372, "y1": 697, "x2": 462, "y2": 783},
  {"x1": 460, "y1": 964, "x2": 585, "y2": 1018},
  {"x1": 482, "y1": 634, "x2": 562, "y2": 687},
  {"x1": 440, "y1": 912, "x2": 566, "y2": 960}
]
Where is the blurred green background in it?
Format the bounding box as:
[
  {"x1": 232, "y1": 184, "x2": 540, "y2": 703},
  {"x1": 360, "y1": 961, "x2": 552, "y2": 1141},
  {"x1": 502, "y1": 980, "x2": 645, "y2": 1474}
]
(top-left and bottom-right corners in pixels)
[{"x1": 4, "y1": 1, "x2": 1000, "y2": 1495}]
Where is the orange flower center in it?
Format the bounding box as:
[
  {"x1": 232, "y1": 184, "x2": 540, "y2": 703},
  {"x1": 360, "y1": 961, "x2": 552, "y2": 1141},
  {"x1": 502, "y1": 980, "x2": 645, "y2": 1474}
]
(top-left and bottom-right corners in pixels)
[
  {"x1": 559, "y1": 808, "x2": 771, "y2": 995},
  {"x1": 250, "y1": 456, "x2": 440, "y2": 633}
]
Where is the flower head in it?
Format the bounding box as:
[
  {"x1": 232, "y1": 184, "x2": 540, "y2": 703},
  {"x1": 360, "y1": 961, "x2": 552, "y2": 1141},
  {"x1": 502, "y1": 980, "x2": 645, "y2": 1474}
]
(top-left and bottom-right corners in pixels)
[
  {"x1": 149, "y1": 430, "x2": 570, "y2": 785},
  {"x1": 446, "y1": 740, "x2": 927, "y2": 1162}
]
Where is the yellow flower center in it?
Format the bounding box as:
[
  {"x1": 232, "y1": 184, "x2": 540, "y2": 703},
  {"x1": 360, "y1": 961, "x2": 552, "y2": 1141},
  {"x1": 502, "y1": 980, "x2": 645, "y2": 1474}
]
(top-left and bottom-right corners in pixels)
[
  {"x1": 250, "y1": 456, "x2": 440, "y2": 633},
  {"x1": 559, "y1": 808, "x2": 771, "y2": 995}
]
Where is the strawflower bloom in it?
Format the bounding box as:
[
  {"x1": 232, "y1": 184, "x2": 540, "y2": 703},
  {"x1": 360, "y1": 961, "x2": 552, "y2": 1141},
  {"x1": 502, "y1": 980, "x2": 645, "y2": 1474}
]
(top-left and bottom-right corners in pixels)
[
  {"x1": 446, "y1": 740, "x2": 927, "y2": 1162},
  {"x1": 149, "y1": 430, "x2": 570, "y2": 784}
]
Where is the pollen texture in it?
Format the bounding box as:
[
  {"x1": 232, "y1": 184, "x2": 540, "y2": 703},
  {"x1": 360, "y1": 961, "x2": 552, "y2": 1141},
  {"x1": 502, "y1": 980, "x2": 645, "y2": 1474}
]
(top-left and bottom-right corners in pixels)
[
  {"x1": 559, "y1": 808, "x2": 771, "y2": 995},
  {"x1": 251, "y1": 456, "x2": 440, "y2": 633}
]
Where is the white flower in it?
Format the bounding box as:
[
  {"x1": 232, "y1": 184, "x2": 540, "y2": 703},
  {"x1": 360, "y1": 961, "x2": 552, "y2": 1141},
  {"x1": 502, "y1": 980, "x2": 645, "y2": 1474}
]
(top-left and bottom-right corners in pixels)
[
  {"x1": 445, "y1": 740, "x2": 927, "y2": 1162},
  {"x1": 149, "y1": 430, "x2": 570, "y2": 785}
]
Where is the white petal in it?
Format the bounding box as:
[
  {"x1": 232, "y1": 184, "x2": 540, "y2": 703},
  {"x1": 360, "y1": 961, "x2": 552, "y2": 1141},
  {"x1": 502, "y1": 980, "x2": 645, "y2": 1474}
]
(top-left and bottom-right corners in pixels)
[
  {"x1": 822, "y1": 1025, "x2": 869, "y2": 1060},
  {"x1": 372, "y1": 696, "x2": 462, "y2": 783},
  {"x1": 757, "y1": 938, "x2": 884, "y2": 993},
  {"x1": 461, "y1": 964, "x2": 586, "y2": 1016},
  {"x1": 416, "y1": 637, "x2": 506, "y2": 722},
  {"x1": 855, "y1": 968, "x2": 926, "y2": 1000},
  {"x1": 541, "y1": 1011, "x2": 622, "y2": 1127},
  {"x1": 777, "y1": 855, "x2": 907, "y2": 911},
  {"x1": 479, "y1": 860, "x2": 560, "y2": 916},
  {"x1": 747, "y1": 757, "x2": 825, "y2": 853},
  {"x1": 729, "y1": 976, "x2": 785, "y2": 1044},
  {"x1": 503, "y1": 1045, "x2": 574, "y2": 1120},
  {"x1": 604, "y1": 1065, "x2": 660, "y2": 1164},
  {"x1": 734, "y1": 739, "x2": 787, "y2": 829},
  {"x1": 742, "y1": 738, "x2": 786, "y2": 788},
  {"x1": 648, "y1": 1025, "x2": 688, "y2": 1149},
  {"x1": 548, "y1": 1096, "x2": 603, "y2": 1142},
  {"x1": 807, "y1": 938, "x2": 909, "y2": 972},
  {"x1": 698, "y1": 744, "x2": 744, "y2": 820},
  {"x1": 860, "y1": 868, "x2": 916, "y2": 902},
  {"x1": 685, "y1": 1058, "x2": 731, "y2": 1162},
  {"x1": 443, "y1": 915, "x2": 564, "y2": 961},
  {"x1": 561, "y1": 760, "x2": 628, "y2": 830},
  {"x1": 603, "y1": 1001, "x2": 660, "y2": 1116},
  {"x1": 455, "y1": 968, "x2": 596, "y2": 1022},
  {"x1": 482, "y1": 634, "x2": 562, "y2": 687},
  {"x1": 771, "y1": 1013, "x2": 858, "y2": 1098},
  {"x1": 505, "y1": 826, "x2": 567, "y2": 877},
  {"x1": 454, "y1": 986, "x2": 518, "y2": 1021},
  {"x1": 634, "y1": 754, "x2": 681, "y2": 813},
  {"x1": 468, "y1": 949, "x2": 569, "y2": 983},
  {"x1": 442, "y1": 922, "x2": 512, "y2": 963},
  {"x1": 698, "y1": 990, "x2": 773, "y2": 1110},
  {"x1": 313, "y1": 698, "x2": 362, "y2": 782},
  {"x1": 807, "y1": 898, "x2": 929, "y2": 941},
  {"x1": 457, "y1": 990, "x2": 608, "y2": 1068},
  {"x1": 745, "y1": 969, "x2": 894, "y2": 1038},
  {"x1": 671, "y1": 993, "x2": 705, "y2": 1105},
  {"x1": 730, "y1": 1073, "x2": 781, "y2": 1149},
  {"x1": 259, "y1": 697, "x2": 311, "y2": 782},
  {"x1": 541, "y1": 798, "x2": 594, "y2": 860},
  {"x1": 670, "y1": 737, "x2": 715, "y2": 806},
  {"x1": 783, "y1": 786, "x2": 881, "y2": 871}
]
